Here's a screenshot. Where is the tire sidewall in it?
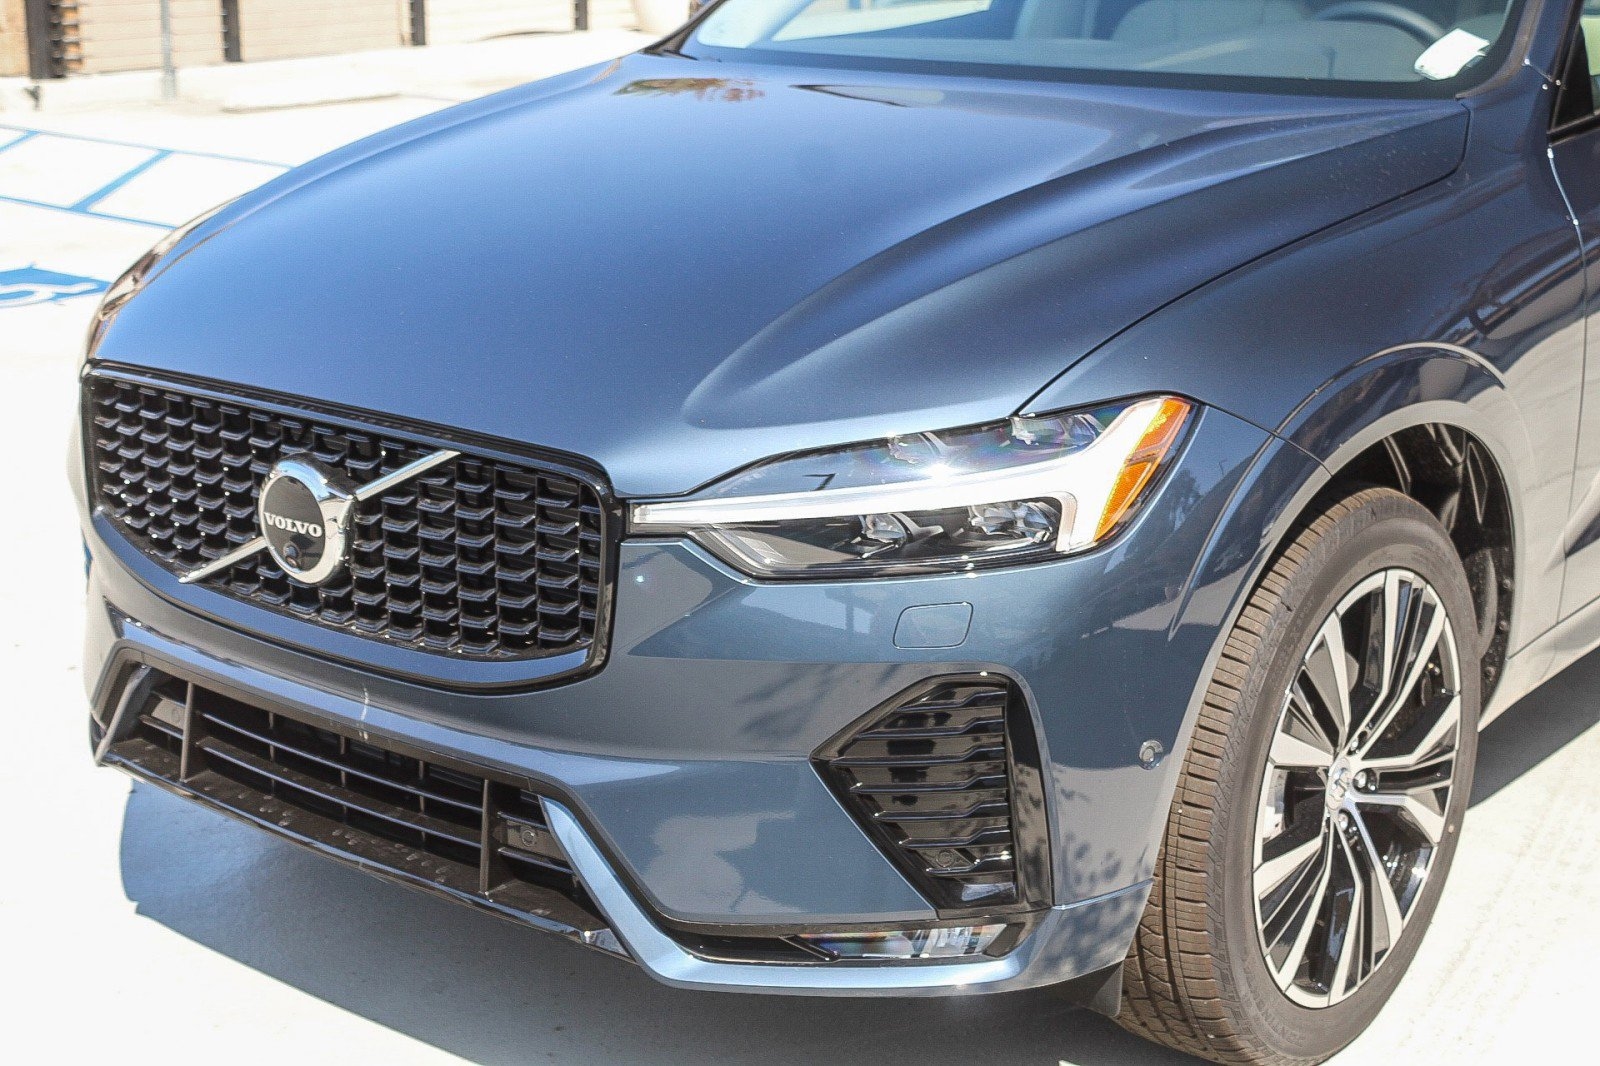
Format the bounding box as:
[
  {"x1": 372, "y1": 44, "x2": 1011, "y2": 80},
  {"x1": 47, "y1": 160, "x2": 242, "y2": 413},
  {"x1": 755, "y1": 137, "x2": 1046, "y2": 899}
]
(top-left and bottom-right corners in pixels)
[{"x1": 1211, "y1": 492, "x2": 1481, "y2": 1061}]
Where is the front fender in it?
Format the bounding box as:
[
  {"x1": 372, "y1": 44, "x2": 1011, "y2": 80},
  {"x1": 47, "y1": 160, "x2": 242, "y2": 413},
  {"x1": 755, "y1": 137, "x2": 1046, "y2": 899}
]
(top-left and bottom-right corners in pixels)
[{"x1": 1121, "y1": 344, "x2": 1546, "y2": 893}]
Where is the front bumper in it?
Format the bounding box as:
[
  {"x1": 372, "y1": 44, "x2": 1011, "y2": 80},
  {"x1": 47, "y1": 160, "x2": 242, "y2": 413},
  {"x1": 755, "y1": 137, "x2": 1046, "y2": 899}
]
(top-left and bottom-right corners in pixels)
[
  {"x1": 78, "y1": 401, "x2": 1285, "y2": 996},
  {"x1": 89, "y1": 621, "x2": 1147, "y2": 998}
]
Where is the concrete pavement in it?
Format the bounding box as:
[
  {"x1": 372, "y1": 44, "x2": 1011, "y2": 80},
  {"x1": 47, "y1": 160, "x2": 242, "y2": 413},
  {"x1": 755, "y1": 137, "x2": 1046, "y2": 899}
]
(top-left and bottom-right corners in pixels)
[{"x1": 2, "y1": 32, "x2": 1596, "y2": 1066}]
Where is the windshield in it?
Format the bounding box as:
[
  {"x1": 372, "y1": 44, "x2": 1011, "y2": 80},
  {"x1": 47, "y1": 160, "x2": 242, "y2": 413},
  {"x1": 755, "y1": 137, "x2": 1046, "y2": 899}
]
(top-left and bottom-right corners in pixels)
[{"x1": 686, "y1": 0, "x2": 1523, "y2": 93}]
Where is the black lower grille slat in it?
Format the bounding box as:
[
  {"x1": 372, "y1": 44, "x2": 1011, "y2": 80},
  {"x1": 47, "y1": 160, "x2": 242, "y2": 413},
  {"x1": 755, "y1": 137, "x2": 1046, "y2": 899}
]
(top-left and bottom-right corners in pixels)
[
  {"x1": 196, "y1": 736, "x2": 484, "y2": 850},
  {"x1": 198, "y1": 711, "x2": 481, "y2": 817},
  {"x1": 498, "y1": 846, "x2": 574, "y2": 876},
  {"x1": 88, "y1": 374, "x2": 608, "y2": 663},
  {"x1": 139, "y1": 713, "x2": 182, "y2": 741},
  {"x1": 875, "y1": 800, "x2": 1010, "y2": 822},
  {"x1": 107, "y1": 671, "x2": 607, "y2": 936},
  {"x1": 831, "y1": 748, "x2": 1007, "y2": 768},
  {"x1": 855, "y1": 717, "x2": 1007, "y2": 741}
]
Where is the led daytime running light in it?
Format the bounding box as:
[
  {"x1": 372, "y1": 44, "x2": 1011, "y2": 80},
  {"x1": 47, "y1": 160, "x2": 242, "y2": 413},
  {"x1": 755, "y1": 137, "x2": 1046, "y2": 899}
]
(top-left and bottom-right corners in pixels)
[{"x1": 630, "y1": 396, "x2": 1192, "y2": 578}]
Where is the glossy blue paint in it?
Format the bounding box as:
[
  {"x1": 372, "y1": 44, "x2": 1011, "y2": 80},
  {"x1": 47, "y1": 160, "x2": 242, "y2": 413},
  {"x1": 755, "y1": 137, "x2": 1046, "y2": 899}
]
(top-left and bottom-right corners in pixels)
[
  {"x1": 1032, "y1": 56, "x2": 1584, "y2": 657},
  {"x1": 72, "y1": 0, "x2": 1600, "y2": 995},
  {"x1": 97, "y1": 54, "x2": 1464, "y2": 497}
]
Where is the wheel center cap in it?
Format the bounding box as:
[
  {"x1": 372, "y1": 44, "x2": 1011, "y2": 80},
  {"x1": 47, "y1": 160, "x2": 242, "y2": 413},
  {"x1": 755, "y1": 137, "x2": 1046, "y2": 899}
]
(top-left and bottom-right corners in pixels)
[{"x1": 1325, "y1": 757, "x2": 1355, "y2": 812}]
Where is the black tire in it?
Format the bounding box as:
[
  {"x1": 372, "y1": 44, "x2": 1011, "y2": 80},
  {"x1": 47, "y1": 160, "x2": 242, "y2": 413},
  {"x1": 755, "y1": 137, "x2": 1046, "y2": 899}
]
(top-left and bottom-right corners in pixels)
[{"x1": 1116, "y1": 488, "x2": 1481, "y2": 1065}]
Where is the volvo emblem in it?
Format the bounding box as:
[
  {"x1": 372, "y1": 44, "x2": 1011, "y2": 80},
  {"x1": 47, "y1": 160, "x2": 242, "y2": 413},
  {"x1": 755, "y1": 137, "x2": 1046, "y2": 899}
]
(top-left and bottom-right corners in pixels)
[
  {"x1": 181, "y1": 446, "x2": 459, "y2": 587},
  {"x1": 257, "y1": 458, "x2": 357, "y2": 586}
]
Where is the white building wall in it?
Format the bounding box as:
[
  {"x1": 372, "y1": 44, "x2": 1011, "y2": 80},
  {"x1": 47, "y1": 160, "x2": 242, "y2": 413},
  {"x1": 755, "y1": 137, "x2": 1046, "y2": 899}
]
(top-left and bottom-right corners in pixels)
[{"x1": 425, "y1": 0, "x2": 641, "y2": 44}]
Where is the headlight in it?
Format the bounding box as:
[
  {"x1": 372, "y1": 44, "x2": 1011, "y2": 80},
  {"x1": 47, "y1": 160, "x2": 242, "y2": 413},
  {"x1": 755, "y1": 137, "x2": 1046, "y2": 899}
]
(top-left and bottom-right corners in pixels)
[
  {"x1": 630, "y1": 395, "x2": 1192, "y2": 579},
  {"x1": 86, "y1": 200, "x2": 232, "y2": 360}
]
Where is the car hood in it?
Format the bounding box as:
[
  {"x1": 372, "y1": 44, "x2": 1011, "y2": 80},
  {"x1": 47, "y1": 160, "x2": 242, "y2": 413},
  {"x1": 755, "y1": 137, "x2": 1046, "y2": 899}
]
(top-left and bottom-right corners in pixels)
[{"x1": 99, "y1": 53, "x2": 1469, "y2": 496}]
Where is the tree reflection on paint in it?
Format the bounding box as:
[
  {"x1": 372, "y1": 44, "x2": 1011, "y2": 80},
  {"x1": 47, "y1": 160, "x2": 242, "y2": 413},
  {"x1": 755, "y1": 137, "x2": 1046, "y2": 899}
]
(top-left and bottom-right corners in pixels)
[{"x1": 617, "y1": 78, "x2": 767, "y2": 103}]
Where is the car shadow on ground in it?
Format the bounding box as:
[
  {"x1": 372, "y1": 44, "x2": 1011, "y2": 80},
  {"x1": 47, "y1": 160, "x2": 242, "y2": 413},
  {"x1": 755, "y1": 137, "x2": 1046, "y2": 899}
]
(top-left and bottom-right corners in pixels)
[
  {"x1": 118, "y1": 779, "x2": 1202, "y2": 1066},
  {"x1": 118, "y1": 793, "x2": 1200, "y2": 1066},
  {"x1": 1471, "y1": 648, "x2": 1600, "y2": 806},
  {"x1": 115, "y1": 651, "x2": 1600, "y2": 1066}
]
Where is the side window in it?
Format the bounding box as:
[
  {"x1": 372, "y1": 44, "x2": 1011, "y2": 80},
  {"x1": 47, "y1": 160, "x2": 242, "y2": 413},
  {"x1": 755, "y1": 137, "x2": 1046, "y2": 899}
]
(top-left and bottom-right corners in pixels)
[
  {"x1": 1556, "y1": 6, "x2": 1600, "y2": 128},
  {"x1": 1585, "y1": 9, "x2": 1600, "y2": 100}
]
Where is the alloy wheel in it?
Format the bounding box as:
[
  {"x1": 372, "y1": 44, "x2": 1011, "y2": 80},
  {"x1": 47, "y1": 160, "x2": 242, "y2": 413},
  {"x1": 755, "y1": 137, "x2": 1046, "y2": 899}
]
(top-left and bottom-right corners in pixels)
[{"x1": 1252, "y1": 568, "x2": 1462, "y2": 1008}]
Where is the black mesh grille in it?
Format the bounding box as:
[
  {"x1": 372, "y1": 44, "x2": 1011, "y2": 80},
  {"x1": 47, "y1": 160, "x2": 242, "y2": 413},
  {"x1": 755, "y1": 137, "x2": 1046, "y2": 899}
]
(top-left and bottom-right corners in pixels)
[
  {"x1": 818, "y1": 678, "x2": 1029, "y2": 910},
  {"x1": 88, "y1": 375, "x2": 607, "y2": 662}
]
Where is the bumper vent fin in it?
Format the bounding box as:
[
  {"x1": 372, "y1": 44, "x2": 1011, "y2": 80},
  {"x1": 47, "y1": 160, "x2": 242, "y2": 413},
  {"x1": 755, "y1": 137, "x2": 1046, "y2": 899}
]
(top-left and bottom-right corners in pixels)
[{"x1": 816, "y1": 676, "x2": 1050, "y2": 912}]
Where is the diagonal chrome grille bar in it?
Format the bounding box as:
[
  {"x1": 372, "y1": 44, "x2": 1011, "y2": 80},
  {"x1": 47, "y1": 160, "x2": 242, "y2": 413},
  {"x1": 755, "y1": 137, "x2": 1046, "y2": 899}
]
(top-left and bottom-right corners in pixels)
[
  {"x1": 179, "y1": 536, "x2": 267, "y2": 585},
  {"x1": 178, "y1": 448, "x2": 461, "y2": 585},
  {"x1": 353, "y1": 448, "x2": 460, "y2": 503}
]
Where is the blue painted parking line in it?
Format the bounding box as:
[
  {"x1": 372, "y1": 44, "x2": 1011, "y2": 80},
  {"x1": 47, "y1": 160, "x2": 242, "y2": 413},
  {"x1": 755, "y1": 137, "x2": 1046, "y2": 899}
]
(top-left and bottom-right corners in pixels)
[
  {"x1": 0, "y1": 266, "x2": 108, "y2": 308},
  {"x1": 0, "y1": 129, "x2": 40, "y2": 155},
  {"x1": 69, "y1": 150, "x2": 176, "y2": 212},
  {"x1": 0, "y1": 124, "x2": 284, "y2": 170},
  {"x1": 0, "y1": 192, "x2": 176, "y2": 230},
  {"x1": 0, "y1": 125, "x2": 292, "y2": 229},
  {"x1": 1, "y1": 127, "x2": 295, "y2": 312}
]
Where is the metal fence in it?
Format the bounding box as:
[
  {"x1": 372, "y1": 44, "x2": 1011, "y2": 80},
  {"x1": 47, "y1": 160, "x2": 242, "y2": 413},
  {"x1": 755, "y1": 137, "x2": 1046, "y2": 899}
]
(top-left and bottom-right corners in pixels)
[{"x1": 18, "y1": 0, "x2": 602, "y2": 79}]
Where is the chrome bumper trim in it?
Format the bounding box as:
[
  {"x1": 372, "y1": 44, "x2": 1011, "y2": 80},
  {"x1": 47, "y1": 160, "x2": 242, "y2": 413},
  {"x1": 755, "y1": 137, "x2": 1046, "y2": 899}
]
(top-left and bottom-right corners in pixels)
[{"x1": 546, "y1": 801, "x2": 1144, "y2": 997}]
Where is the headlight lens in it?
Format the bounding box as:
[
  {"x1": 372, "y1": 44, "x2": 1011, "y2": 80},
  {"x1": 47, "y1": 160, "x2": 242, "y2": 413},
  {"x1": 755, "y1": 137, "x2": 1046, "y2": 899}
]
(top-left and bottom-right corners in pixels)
[{"x1": 630, "y1": 395, "x2": 1192, "y2": 578}]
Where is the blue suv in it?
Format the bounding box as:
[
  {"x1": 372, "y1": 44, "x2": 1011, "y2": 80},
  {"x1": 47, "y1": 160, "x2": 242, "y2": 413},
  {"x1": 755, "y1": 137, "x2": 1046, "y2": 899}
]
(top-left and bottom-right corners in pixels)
[{"x1": 72, "y1": 1, "x2": 1596, "y2": 1061}]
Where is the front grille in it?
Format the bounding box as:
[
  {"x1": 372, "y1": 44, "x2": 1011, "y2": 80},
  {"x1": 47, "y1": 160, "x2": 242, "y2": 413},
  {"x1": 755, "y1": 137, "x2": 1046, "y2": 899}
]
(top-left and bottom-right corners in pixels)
[
  {"x1": 88, "y1": 374, "x2": 607, "y2": 662},
  {"x1": 104, "y1": 666, "x2": 607, "y2": 935},
  {"x1": 817, "y1": 678, "x2": 1047, "y2": 911}
]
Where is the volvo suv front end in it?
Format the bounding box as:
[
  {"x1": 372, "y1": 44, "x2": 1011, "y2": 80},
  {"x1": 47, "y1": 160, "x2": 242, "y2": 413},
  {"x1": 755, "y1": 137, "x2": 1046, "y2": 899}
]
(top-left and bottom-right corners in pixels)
[
  {"x1": 79, "y1": 351, "x2": 1253, "y2": 992},
  {"x1": 73, "y1": 1, "x2": 1572, "y2": 1062}
]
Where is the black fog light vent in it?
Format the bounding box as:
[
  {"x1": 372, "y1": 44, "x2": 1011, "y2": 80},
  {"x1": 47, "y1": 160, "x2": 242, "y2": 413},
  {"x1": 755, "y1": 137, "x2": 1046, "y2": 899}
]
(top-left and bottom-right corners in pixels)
[{"x1": 815, "y1": 676, "x2": 1051, "y2": 912}]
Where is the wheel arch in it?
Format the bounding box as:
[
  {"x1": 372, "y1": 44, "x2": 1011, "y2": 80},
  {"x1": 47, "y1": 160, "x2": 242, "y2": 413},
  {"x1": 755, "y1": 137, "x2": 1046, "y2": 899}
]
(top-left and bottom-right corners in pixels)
[
  {"x1": 1144, "y1": 346, "x2": 1531, "y2": 886},
  {"x1": 1267, "y1": 345, "x2": 1530, "y2": 707},
  {"x1": 1111, "y1": 350, "x2": 1528, "y2": 1047}
]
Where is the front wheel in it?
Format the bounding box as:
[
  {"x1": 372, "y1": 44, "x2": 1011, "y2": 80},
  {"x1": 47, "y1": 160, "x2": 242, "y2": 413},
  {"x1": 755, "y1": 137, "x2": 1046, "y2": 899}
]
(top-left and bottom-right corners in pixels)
[{"x1": 1116, "y1": 488, "x2": 1480, "y2": 1065}]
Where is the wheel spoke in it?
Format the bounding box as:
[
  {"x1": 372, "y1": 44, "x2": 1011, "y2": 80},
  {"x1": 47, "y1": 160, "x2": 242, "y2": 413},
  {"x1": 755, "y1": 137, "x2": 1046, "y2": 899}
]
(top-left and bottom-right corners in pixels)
[
  {"x1": 1356, "y1": 570, "x2": 1405, "y2": 724},
  {"x1": 1363, "y1": 693, "x2": 1460, "y2": 772},
  {"x1": 1360, "y1": 592, "x2": 1446, "y2": 756},
  {"x1": 1267, "y1": 833, "x2": 1336, "y2": 991},
  {"x1": 1256, "y1": 832, "x2": 1325, "y2": 899},
  {"x1": 1271, "y1": 720, "x2": 1336, "y2": 769},
  {"x1": 1356, "y1": 782, "x2": 1449, "y2": 846},
  {"x1": 1329, "y1": 831, "x2": 1367, "y2": 1001},
  {"x1": 1348, "y1": 808, "x2": 1406, "y2": 955},
  {"x1": 1303, "y1": 616, "x2": 1354, "y2": 747},
  {"x1": 1289, "y1": 679, "x2": 1343, "y2": 757}
]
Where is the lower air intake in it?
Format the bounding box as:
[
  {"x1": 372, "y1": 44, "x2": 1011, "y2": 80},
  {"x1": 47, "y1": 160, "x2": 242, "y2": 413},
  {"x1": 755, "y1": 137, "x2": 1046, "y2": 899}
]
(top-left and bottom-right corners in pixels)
[
  {"x1": 98, "y1": 663, "x2": 609, "y2": 940},
  {"x1": 815, "y1": 676, "x2": 1050, "y2": 912}
]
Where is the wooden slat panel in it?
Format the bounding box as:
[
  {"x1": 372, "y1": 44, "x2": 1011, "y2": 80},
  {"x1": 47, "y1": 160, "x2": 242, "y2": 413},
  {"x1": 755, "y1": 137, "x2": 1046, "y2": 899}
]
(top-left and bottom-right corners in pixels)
[
  {"x1": 0, "y1": 0, "x2": 28, "y2": 78},
  {"x1": 234, "y1": 0, "x2": 406, "y2": 61},
  {"x1": 76, "y1": 0, "x2": 223, "y2": 73}
]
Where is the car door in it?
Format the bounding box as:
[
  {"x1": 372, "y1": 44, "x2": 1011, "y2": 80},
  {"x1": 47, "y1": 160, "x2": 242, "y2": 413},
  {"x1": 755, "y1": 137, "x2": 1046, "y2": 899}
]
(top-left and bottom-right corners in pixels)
[{"x1": 1550, "y1": 4, "x2": 1600, "y2": 616}]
